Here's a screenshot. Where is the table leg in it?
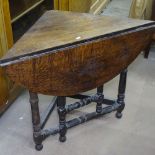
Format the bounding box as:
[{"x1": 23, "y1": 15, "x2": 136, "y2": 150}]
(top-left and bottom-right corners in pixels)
[
  {"x1": 144, "y1": 42, "x2": 151, "y2": 59},
  {"x1": 96, "y1": 86, "x2": 104, "y2": 113},
  {"x1": 116, "y1": 69, "x2": 127, "y2": 119},
  {"x1": 57, "y1": 96, "x2": 67, "y2": 142},
  {"x1": 29, "y1": 92, "x2": 43, "y2": 151}
]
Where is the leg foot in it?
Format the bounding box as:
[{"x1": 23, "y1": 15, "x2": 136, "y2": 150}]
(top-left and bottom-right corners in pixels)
[
  {"x1": 35, "y1": 144, "x2": 43, "y2": 151},
  {"x1": 115, "y1": 112, "x2": 122, "y2": 119},
  {"x1": 59, "y1": 135, "x2": 66, "y2": 142},
  {"x1": 96, "y1": 86, "x2": 104, "y2": 113}
]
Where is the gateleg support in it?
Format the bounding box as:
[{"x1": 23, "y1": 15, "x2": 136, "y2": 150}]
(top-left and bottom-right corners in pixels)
[
  {"x1": 57, "y1": 96, "x2": 67, "y2": 142},
  {"x1": 116, "y1": 69, "x2": 128, "y2": 119},
  {"x1": 96, "y1": 85, "x2": 104, "y2": 113},
  {"x1": 29, "y1": 91, "x2": 43, "y2": 151}
]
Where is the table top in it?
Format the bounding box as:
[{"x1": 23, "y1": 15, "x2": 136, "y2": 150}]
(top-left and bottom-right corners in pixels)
[{"x1": 0, "y1": 10, "x2": 155, "y2": 66}]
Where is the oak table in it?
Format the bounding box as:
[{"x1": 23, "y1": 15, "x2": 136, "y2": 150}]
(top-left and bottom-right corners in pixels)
[{"x1": 0, "y1": 10, "x2": 155, "y2": 151}]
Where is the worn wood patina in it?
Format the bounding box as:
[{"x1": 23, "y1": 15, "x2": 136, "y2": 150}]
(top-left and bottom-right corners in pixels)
[
  {"x1": 0, "y1": 10, "x2": 155, "y2": 96},
  {"x1": 0, "y1": 10, "x2": 155, "y2": 151}
]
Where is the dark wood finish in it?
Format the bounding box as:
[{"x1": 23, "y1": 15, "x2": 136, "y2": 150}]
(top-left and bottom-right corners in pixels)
[
  {"x1": 68, "y1": 94, "x2": 115, "y2": 105},
  {"x1": 29, "y1": 92, "x2": 43, "y2": 150},
  {"x1": 152, "y1": 0, "x2": 155, "y2": 21},
  {"x1": 0, "y1": 11, "x2": 155, "y2": 96},
  {"x1": 1, "y1": 11, "x2": 155, "y2": 151},
  {"x1": 1, "y1": 10, "x2": 155, "y2": 62},
  {"x1": 57, "y1": 97, "x2": 67, "y2": 142},
  {"x1": 3, "y1": 28, "x2": 154, "y2": 96},
  {"x1": 66, "y1": 93, "x2": 104, "y2": 113},
  {"x1": 27, "y1": 71, "x2": 126, "y2": 151},
  {"x1": 144, "y1": 42, "x2": 152, "y2": 58},
  {"x1": 116, "y1": 69, "x2": 127, "y2": 118},
  {"x1": 144, "y1": 0, "x2": 155, "y2": 58},
  {"x1": 28, "y1": 83, "x2": 124, "y2": 151}
]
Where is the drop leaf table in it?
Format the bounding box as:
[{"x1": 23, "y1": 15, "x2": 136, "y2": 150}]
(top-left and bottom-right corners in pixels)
[{"x1": 0, "y1": 10, "x2": 155, "y2": 151}]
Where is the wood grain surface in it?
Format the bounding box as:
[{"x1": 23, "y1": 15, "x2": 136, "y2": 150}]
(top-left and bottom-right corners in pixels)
[
  {"x1": 0, "y1": 10, "x2": 155, "y2": 65},
  {"x1": 0, "y1": 11, "x2": 155, "y2": 96},
  {"x1": 4, "y1": 28, "x2": 155, "y2": 96}
]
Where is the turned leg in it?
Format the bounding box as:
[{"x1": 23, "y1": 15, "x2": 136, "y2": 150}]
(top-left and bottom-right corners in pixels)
[
  {"x1": 96, "y1": 86, "x2": 104, "y2": 113},
  {"x1": 29, "y1": 92, "x2": 43, "y2": 151},
  {"x1": 57, "y1": 96, "x2": 67, "y2": 142},
  {"x1": 116, "y1": 69, "x2": 127, "y2": 119}
]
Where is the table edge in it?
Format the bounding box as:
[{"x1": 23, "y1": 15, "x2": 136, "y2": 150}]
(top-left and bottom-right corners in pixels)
[{"x1": 1, "y1": 22, "x2": 155, "y2": 67}]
